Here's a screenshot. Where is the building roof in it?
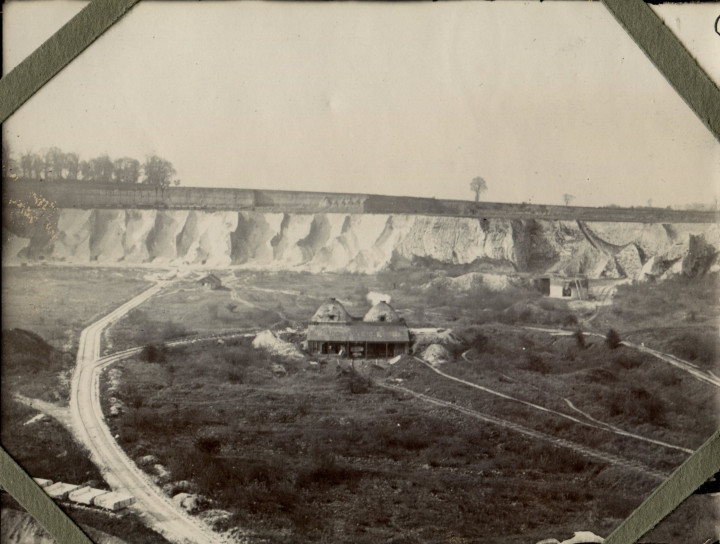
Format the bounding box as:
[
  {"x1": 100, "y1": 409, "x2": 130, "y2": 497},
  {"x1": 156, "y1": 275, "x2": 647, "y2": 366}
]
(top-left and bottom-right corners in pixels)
[
  {"x1": 310, "y1": 298, "x2": 353, "y2": 323},
  {"x1": 363, "y1": 301, "x2": 402, "y2": 323},
  {"x1": 307, "y1": 323, "x2": 409, "y2": 343}
]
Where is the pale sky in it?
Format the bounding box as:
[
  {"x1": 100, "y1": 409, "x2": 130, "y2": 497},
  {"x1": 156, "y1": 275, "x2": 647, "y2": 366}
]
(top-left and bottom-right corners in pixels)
[{"x1": 3, "y1": 1, "x2": 719, "y2": 208}]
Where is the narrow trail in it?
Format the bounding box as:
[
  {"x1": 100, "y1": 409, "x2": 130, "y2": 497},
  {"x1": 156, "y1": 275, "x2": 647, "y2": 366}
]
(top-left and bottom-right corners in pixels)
[
  {"x1": 378, "y1": 382, "x2": 667, "y2": 481},
  {"x1": 423, "y1": 356, "x2": 692, "y2": 454},
  {"x1": 14, "y1": 394, "x2": 73, "y2": 430},
  {"x1": 70, "y1": 281, "x2": 228, "y2": 544},
  {"x1": 584, "y1": 283, "x2": 619, "y2": 324},
  {"x1": 624, "y1": 341, "x2": 720, "y2": 388},
  {"x1": 230, "y1": 286, "x2": 290, "y2": 324}
]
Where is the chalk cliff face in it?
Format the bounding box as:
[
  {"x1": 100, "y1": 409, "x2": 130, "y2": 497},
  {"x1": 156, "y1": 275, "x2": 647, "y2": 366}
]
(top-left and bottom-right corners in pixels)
[{"x1": 3, "y1": 208, "x2": 718, "y2": 279}]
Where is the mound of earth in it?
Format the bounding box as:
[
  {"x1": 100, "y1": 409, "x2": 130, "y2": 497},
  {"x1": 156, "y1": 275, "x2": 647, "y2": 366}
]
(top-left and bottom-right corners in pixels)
[
  {"x1": 252, "y1": 330, "x2": 304, "y2": 361},
  {"x1": 1, "y1": 329, "x2": 67, "y2": 369},
  {"x1": 421, "y1": 344, "x2": 452, "y2": 365},
  {"x1": 424, "y1": 272, "x2": 513, "y2": 292},
  {"x1": 1, "y1": 329, "x2": 73, "y2": 403}
]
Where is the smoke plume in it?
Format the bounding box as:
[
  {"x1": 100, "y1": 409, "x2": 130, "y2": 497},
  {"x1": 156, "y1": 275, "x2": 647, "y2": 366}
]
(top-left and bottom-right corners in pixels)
[{"x1": 367, "y1": 291, "x2": 391, "y2": 306}]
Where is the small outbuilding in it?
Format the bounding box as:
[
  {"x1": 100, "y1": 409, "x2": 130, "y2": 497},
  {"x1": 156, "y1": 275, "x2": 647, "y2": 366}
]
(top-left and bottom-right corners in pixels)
[
  {"x1": 307, "y1": 298, "x2": 410, "y2": 358},
  {"x1": 536, "y1": 276, "x2": 589, "y2": 300},
  {"x1": 198, "y1": 274, "x2": 222, "y2": 290}
]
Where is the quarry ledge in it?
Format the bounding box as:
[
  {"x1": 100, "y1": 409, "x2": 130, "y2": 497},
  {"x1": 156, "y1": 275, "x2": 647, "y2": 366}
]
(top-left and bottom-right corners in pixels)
[{"x1": 3, "y1": 181, "x2": 719, "y2": 223}]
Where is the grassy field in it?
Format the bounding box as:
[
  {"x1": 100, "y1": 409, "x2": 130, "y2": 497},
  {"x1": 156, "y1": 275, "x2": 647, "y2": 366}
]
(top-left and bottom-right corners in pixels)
[
  {"x1": 1, "y1": 266, "x2": 150, "y2": 352},
  {"x1": 105, "y1": 274, "x2": 280, "y2": 352},
  {"x1": 442, "y1": 324, "x2": 716, "y2": 454},
  {"x1": 3, "y1": 265, "x2": 717, "y2": 542},
  {"x1": 591, "y1": 273, "x2": 720, "y2": 369},
  {"x1": 102, "y1": 327, "x2": 718, "y2": 543},
  {"x1": 1, "y1": 396, "x2": 102, "y2": 485},
  {"x1": 105, "y1": 265, "x2": 604, "y2": 354}
]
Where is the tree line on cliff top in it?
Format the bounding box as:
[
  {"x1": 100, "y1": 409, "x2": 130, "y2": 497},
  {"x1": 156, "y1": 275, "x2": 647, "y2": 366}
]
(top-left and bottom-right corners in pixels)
[{"x1": 1, "y1": 142, "x2": 180, "y2": 187}]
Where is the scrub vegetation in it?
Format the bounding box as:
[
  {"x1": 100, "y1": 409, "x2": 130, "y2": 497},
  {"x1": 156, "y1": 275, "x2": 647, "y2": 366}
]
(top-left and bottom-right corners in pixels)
[
  {"x1": 103, "y1": 320, "x2": 718, "y2": 542},
  {"x1": 0, "y1": 329, "x2": 170, "y2": 544},
  {"x1": 3, "y1": 265, "x2": 718, "y2": 542},
  {"x1": 1, "y1": 266, "x2": 149, "y2": 352}
]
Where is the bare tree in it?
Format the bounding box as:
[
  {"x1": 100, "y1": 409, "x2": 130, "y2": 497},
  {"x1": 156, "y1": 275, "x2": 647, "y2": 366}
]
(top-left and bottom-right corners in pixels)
[
  {"x1": 79, "y1": 160, "x2": 92, "y2": 181},
  {"x1": 563, "y1": 193, "x2": 575, "y2": 206},
  {"x1": 20, "y1": 152, "x2": 33, "y2": 179},
  {"x1": 43, "y1": 147, "x2": 64, "y2": 181},
  {"x1": 64, "y1": 152, "x2": 79, "y2": 180},
  {"x1": 470, "y1": 176, "x2": 487, "y2": 202},
  {"x1": 89, "y1": 154, "x2": 115, "y2": 183},
  {"x1": 2, "y1": 139, "x2": 17, "y2": 180},
  {"x1": 30, "y1": 154, "x2": 45, "y2": 180}
]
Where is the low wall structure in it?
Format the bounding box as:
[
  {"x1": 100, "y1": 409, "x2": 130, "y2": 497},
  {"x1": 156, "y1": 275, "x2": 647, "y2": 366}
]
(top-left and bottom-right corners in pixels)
[
  {"x1": 93, "y1": 491, "x2": 135, "y2": 511},
  {"x1": 44, "y1": 482, "x2": 83, "y2": 500},
  {"x1": 68, "y1": 487, "x2": 110, "y2": 506},
  {"x1": 3, "y1": 180, "x2": 718, "y2": 223}
]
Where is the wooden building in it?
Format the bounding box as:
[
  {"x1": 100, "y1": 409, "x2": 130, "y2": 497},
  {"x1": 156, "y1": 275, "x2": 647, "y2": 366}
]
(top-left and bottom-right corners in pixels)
[
  {"x1": 536, "y1": 275, "x2": 589, "y2": 299},
  {"x1": 306, "y1": 298, "x2": 410, "y2": 358}
]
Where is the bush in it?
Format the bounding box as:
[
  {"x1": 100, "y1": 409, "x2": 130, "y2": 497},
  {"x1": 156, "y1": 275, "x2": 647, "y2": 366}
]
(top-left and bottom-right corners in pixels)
[
  {"x1": 612, "y1": 353, "x2": 643, "y2": 370},
  {"x1": 296, "y1": 449, "x2": 360, "y2": 488},
  {"x1": 667, "y1": 333, "x2": 718, "y2": 365},
  {"x1": 195, "y1": 435, "x2": 222, "y2": 455},
  {"x1": 140, "y1": 343, "x2": 168, "y2": 364},
  {"x1": 573, "y1": 330, "x2": 586, "y2": 349},
  {"x1": 606, "y1": 329, "x2": 622, "y2": 349},
  {"x1": 608, "y1": 387, "x2": 667, "y2": 426},
  {"x1": 227, "y1": 369, "x2": 245, "y2": 384},
  {"x1": 562, "y1": 314, "x2": 579, "y2": 328},
  {"x1": 523, "y1": 353, "x2": 548, "y2": 373},
  {"x1": 339, "y1": 367, "x2": 373, "y2": 394}
]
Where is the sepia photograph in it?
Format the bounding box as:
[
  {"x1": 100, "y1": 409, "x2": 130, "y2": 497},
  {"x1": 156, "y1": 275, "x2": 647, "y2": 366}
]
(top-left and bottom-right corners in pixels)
[{"x1": 2, "y1": 1, "x2": 719, "y2": 543}]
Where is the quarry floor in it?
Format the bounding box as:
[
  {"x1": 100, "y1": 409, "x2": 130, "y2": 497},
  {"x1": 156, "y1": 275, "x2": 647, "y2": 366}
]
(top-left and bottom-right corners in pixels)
[{"x1": 2, "y1": 265, "x2": 719, "y2": 544}]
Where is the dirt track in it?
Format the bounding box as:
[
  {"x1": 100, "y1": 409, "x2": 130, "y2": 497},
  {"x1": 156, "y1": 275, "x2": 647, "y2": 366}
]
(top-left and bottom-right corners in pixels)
[
  {"x1": 69, "y1": 281, "x2": 226, "y2": 544},
  {"x1": 378, "y1": 382, "x2": 668, "y2": 482}
]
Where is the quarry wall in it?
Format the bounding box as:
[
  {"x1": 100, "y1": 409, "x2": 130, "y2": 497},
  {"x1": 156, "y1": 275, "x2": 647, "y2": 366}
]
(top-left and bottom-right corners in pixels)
[
  {"x1": 4, "y1": 181, "x2": 718, "y2": 278},
  {"x1": 3, "y1": 205, "x2": 719, "y2": 279}
]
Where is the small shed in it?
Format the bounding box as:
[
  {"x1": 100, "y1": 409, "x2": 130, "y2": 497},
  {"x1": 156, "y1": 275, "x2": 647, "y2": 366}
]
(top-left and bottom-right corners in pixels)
[
  {"x1": 537, "y1": 276, "x2": 589, "y2": 300},
  {"x1": 198, "y1": 274, "x2": 222, "y2": 290}
]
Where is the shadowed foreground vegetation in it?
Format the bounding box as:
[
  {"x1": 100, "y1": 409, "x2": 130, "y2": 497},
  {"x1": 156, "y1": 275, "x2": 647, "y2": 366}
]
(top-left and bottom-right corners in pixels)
[{"x1": 103, "y1": 333, "x2": 718, "y2": 543}]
